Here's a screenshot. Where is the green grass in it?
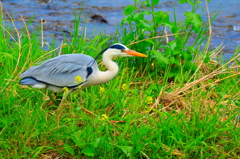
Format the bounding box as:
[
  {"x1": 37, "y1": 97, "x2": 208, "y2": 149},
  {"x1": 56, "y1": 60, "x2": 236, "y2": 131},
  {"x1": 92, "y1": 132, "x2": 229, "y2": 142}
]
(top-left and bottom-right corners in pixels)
[{"x1": 0, "y1": 0, "x2": 239, "y2": 158}]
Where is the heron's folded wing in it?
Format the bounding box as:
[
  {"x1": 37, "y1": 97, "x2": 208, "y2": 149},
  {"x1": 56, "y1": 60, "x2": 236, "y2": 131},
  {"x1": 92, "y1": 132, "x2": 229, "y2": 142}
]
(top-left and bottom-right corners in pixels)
[{"x1": 20, "y1": 54, "x2": 96, "y2": 87}]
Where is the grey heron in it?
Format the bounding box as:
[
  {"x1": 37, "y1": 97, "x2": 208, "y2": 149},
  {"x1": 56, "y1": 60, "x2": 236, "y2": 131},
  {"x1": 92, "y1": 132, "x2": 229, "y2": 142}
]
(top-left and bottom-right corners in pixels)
[{"x1": 20, "y1": 43, "x2": 147, "y2": 94}]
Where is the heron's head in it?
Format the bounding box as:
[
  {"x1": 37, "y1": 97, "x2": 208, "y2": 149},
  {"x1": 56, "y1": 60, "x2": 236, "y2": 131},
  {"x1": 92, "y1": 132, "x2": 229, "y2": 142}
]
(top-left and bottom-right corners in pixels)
[{"x1": 106, "y1": 43, "x2": 147, "y2": 57}]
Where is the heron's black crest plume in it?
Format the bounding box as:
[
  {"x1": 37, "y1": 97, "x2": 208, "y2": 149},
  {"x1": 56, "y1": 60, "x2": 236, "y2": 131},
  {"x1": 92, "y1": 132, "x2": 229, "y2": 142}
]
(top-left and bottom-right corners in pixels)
[{"x1": 109, "y1": 44, "x2": 126, "y2": 50}]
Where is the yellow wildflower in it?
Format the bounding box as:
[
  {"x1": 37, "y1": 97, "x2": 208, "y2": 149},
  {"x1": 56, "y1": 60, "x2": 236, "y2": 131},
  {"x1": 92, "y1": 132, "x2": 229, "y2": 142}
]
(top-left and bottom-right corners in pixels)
[
  {"x1": 62, "y1": 87, "x2": 69, "y2": 96},
  {"x1": 100, "y1": 114, "x2": 109, "y2": 121},
  {"x1": 121, "y1": 83, "x2": 127, "y2": 91},
  {"x1": 62, "y1": 87, "x2": 69, "y2": 92},
  {"x1": 74, "y1": 75, "x2": 82, "y2": 84},
  {"x1": 99, "y1": 87, "x2": 105, "y2": 93},
  {"x1": 146, "y1": 96, "x2": 153, "y2": 104}
]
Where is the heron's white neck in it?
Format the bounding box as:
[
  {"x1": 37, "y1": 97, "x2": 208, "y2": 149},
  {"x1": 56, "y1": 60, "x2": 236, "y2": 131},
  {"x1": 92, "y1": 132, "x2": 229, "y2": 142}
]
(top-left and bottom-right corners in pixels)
[{"x1": 97, "y1": 50, "x2": 119, "y2": 84}]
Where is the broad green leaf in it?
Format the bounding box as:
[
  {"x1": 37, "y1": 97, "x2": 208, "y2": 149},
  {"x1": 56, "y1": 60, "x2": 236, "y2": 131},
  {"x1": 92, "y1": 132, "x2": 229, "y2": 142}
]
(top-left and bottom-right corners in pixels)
[
  {"x1": 82, "y1": 148, "x2": 94, "y2": 157},
  {"x1": 168, "y1": 41, "x2": 177, "y2": 50},
  {"x1": 145, "y1": 39, "x2": 155, "y2": 45},
  {"x1": 191, "y1": 63, "x2": 197, "y2": 71},
  {"x1": 182, "y1": 50, "x2": 192, "y2": 61},
  {"x1": 172, "y1": 49, "x2": 181, "y2": 55},
  {"x1": 173, "y1": 57, "x2": 180, "y2": 65},
  {"x1": 179, "y1": 0, "x2": 187, "y2": 4},
  {"x1": 165, "y1": 21, "x2": 182, "y2": 34},
  {"x1": 184, "y1": 12, "x2": 202, "y2": 33},
  {"x1": 139, "y1": 20, "x2": 151, "y2": 29},
  {"x1": 142, "y1": 1, "x2": 150, "y2": 7},
  {"x1": 184, "y1": 62, "x2": 197, "y2": 72},
  {"x1": 187, "y1": 0, "x2": 195, "y2": 6},
  {"x1": 169, "y1": 66, "x2": 181, "y2": 77},
  {"x1": 64, "y1": 144, "x2": 75, "y2": 155},
  {"x1": 152, "y1": 0, "x2": 160, "y2": 6},
  {"x1": 147, "y1": 84, "x2": 158, "y2": 93},
  {"x1": 155, "y1": 11, "x2": 170, "y2": 25},
  {"x1": 204, "y1": 56, "x2": 210, "y2": 63},
  {"x1": 93, "y1": 138, "x2": 101, "y2": 148},
  {"x1": 124, "y1": 5, "x2": 136, "y2": 16},
  {"x1": 152, "y1": 50, "x2": 169, "y2": 65},
  {"x1": 117, "y1": 146, "x2": 133, "y2": 157}
]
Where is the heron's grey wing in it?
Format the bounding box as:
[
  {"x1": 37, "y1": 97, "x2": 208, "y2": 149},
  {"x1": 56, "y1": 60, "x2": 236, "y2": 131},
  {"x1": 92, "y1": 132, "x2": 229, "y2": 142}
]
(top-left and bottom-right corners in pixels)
[{"x1": 20, "y1": 54, "x2": 97, "y2": 87}]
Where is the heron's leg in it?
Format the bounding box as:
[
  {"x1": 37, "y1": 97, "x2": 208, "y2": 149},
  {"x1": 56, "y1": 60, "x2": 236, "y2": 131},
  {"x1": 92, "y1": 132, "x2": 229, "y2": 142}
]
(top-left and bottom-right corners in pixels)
[
  {"x1": 55, "y1": 96, "x2": 66, "y2": 123},
  {"x1": 56, "y1": 93, "x2": 68, "y2": 112},
  {"x1": 79, "y1": 90, "x2": 83, "y2": 103},
  {"x1": 55, "y1": 90, "x2": 72, "y2": 122},
  {"x1": 46, "y1": 93, "x2": 61, "y2": 106},
  {"x1": 58, "y1": 96, "x2": 66, "y2": 109},
  {"x1": 55, "y1": 93, "x2": 66, "y2": 106}
]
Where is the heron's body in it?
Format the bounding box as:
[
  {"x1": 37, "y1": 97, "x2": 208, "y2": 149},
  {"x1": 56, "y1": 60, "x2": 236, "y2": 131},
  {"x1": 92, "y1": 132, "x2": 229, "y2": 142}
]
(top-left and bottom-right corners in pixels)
[
  {"x1": 20, "y1": 43, "x2": 147, "y2": 93},
  {"x1": 21, "y1": 54, "x2": 99, "y2": 92}
]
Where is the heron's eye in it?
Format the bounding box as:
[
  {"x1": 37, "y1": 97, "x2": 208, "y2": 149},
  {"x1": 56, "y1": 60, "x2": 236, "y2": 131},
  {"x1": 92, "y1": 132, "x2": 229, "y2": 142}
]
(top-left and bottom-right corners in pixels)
[{"x1": 121, "y1": 49, "x2": 125, "y2": 52}]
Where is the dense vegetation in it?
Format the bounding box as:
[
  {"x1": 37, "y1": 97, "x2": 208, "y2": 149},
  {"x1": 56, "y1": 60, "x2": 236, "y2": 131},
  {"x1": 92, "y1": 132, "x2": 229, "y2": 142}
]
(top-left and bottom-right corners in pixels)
[{"x1": 0, "y1": 0, "x2": 239, "y2": 158}]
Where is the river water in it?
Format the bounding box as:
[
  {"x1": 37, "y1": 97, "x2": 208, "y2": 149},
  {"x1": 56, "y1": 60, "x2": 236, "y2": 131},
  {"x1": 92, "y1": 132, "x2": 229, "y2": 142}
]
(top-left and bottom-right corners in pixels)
[{"x1": 1, "y1": 0, "x2": 240, "y2": 58}]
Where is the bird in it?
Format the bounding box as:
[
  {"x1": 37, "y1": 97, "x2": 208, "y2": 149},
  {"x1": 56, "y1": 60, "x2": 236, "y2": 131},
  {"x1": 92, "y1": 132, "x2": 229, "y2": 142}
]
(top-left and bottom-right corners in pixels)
[{"x1": 20, "y1": 43, "x2": 147, "y2": 94}]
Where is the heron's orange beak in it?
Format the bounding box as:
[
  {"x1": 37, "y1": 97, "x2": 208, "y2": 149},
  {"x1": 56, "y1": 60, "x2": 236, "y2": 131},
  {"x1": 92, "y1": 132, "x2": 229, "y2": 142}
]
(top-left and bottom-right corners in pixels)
[{"x1": 124, "y1": 50, "x2": 148, "y2": 57}]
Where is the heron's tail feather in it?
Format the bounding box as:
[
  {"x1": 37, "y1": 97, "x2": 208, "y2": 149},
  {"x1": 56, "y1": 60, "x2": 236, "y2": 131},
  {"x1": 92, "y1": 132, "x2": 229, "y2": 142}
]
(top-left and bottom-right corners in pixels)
[
  {"x1": 20, "y1": 77, "x2": 39, "y2": 85},
  {"x1": 20, "y1": 77, "x2": 47, "y2": 89}
]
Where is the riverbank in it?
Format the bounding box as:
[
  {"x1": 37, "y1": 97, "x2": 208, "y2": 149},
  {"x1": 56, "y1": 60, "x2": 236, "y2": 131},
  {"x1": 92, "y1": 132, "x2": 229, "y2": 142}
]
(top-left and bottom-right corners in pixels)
[{"x1": 1, "y1": 0, "x2": 240, "y2": 57}]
